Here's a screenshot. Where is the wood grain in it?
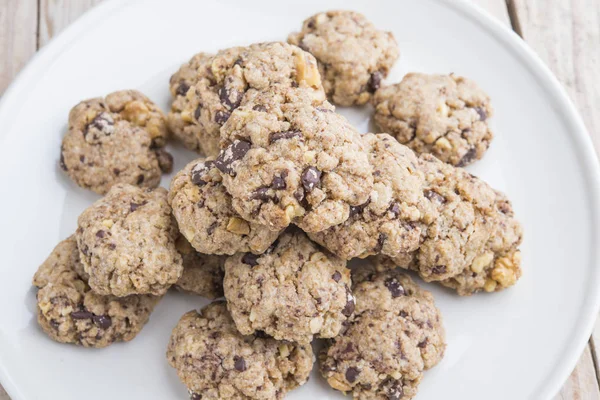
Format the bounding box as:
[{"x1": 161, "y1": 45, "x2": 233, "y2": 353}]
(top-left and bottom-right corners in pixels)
[
  {"x1": 38, "y1": 0, "x2": 104, "y2": 48},
  {"x1": 0, "y1": 0, "x2": 38, "y2": 94}
]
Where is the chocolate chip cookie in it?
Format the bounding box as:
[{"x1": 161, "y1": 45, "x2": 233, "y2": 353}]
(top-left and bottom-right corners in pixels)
[
  {"x1": 167, "y1": 42, "x2": 325, "y2": 157},
  {"x1": 168, "y1": 158, "x2": 281, "y2": 255},
  {"x1": 167, "y1": 302, "x2": 313, "y2": 399},
  {"x1": 373, "y1": 73, "x2": 493, "y2": 166},
  {"x1": 320, "y1": 267, "x2": 445, "y2": 400},
  {"x1": 288, "y1": 10, "x2": 399, "y2": 106},
  {"x1": 217, "y1": 87, "x2": 373, "y2": 232},
  {"x1": 33, "y1": 236, "x2": 161, "y2": 347},
  {"x1": 174, "y1": 235, "x2": 225, "y2": 299},
  {"x1": 61, "y1": 90, "x2": 172, "y2": 194},
  {"x1": 309, "y1": 133, "x2": 437, "y2": 260},
  {"x1": 77, "y1": 184, "x2": 183, "y2": 297},
  {"x1": 223, "y1": 230, "x2": 353, "y2": 344}
]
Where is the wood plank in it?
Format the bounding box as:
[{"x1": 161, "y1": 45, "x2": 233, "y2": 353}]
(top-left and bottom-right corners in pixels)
[
  {"x1": 38, "y1": 0, "x2": 103, "y2": 47},
  {"x1": 0, "y1": 0, "x2": 38, "y2": 94},
  {"x1": 470, "y1": 0, "x2": 511, "y2": 27},
  {"x1": 554, "y1": 344, "x2": 600, "y2": 400}
]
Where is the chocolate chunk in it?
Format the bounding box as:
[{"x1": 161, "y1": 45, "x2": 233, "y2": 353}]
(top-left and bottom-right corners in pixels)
[
  {"x1": 345, "y1": 367, "x2": 360, "y2": 383},
  {"x1": 194, "y1": 105, "x2": 202, "y2": 120},
  {"x1": 342, "y1": 288, "x2": 355, "y2": 317},
  {"x1": 387, "y1": 380, "x2": 404, "y2": 400},
  {"x1": 457, "y1": 147, "x2": 477, "y2": 167},
  {"x1": 332, "y1": 271, "x2": 342, "y2": 282},
  {"x1": 214, "y1": 110, "x2": 231, "y2": 125},
  {"x1": 234, "y1": 356, "x2": 247, "y2": 372},
  {"x1": 306, "y1": 18, "x2": 315, "y2": 29},
  {"x1": 191, "y1": 162, "x2": 210, "y2": 186},
  {"x1": 242, "y1": 253, "x2": 260, "y2": 266},
  {"x1": 113, "y1": 168, "x2": 120, "y2": 176},
  {"x1": 388, "y1": 202, "x2": 401, "y2": 217},
  {"x1": 50, "y1": 320, "x2": 60, "y2": 330},
  {"x1": 424, "y1": 189, "x2": 446, "y2": 204},
  {"x1": 175, "y1": 82, "x2": 190, "y2": 96},
  {"x1": 251, "y1": 187, "x2": 272, "y2": 201},
  {"x1": 417, "y1": 338, "x2": 428, "y2": 348},
  {"x1": 93, "y1": 315, "x2": 112, "y2": 329},
  {"x1": 269, "y1": 130, "x2": 302, "y2": 144},
  {"x1": 108, "y1": 243, "x2": 116, "y2": 250},
  {"x1": 71, "y1": 310, "x2": 93, "y2": 319},
  {"x1": 207, "y1": 221, "x2": 218, "y2": 235},
  {"x1": 293, "y1": 189, "x2": 304, "y2": 202},
  {"x1": 271, "y1": 174, "x2": 287, "y2": 190},
  {"x1": 85, "y1": 112, "x2": 114, "y2": 136},
  {"x1": 214, "y1": 140, "x2": 251, "y2": 175},
  {"x1": 474, "y1": 106, "x2": 487, "y2": 121},
  {"x1": 374, "y1": 233, "x2": 387, "y2": 252},
  {"x1": 384, "y1": 278, "x2": 405, "y2": 298},
  {"x1": 156, "y1": 149, "x2": 174, "y2": 173},
  {"x1": 218, "y1": 87, "x2": 243, "y2": 110},
  {"x1": 136, "y1": 174, "x2": 145, "y2": 185},
  {"x1": 349, "y1": 199, "x2": 371, "y2": 217},
  {"x1": 59, "y1": 150, "x2": 67, "y2": 171},
  {"x1": 301, "y1": 167, "x2": 321, "y2": 192},
  {"x1": 342, "y1": 343, "x2": 354, "y2": 354},
  {"x1": 190, "y1": 393, "x2": 202, "y2": 400},
  {"x1": 253, "y1": 104, "x2": 267, "y2": 112},
  {"x1": 96, "y1": 230, "x2": 106, "y2": 238},
  {"x1": 367, "y1": 71, "x2": 383, "y2": 93},
  {"x1": 130, "y1": 201, "x2": 147, "y2": 212},
  {"x1": 432, "y1": 265, "x2": 447, "y2": 274}
]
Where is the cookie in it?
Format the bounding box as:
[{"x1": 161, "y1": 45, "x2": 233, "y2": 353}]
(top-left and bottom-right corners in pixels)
[
  {"x1": 320, "y1": 268, "x2": 445, "y2": 400},
  {"x1": 168, "y1": 158, "x2": 281, "y2": 255},
  {"x1": 61, "y1": 90, "x2": 172, "y2": 194},
  {"x1": 77, "y1": 184, "x2": 183, "y2": 297},
  {"x1": 32, "y1": 236, "x2": 161, "y2": 348},
  {"x1": 223, "y1": 230, "x2": 353, "y2": 344},
  {"x1": 167, "y1": 42, "x2": 325, "y2": 156},
  {"x1": 379, "y1": 153, "x2": 523, "y2": 295},
  {"x1": 288, "y1": 10, "x2": 399, "y2": 106},
  {"x1": 217, "y1": 87, "x2": 373, "y2": 232},
  {"x1": 167, "y1": 302, "x2": 313, "y2": 399},
  {"x1": 373, "y1": 73, "x2": 493, "y2": 166},
  {"x1": 174, "y1": 235, "x2": 225, "y2": 299},
  {"x1": 309, "y1": 133, "x2": 437, "y2": 259},
  {"x1": 168, "y1": 52, "x2": 215, "y2": 153}
]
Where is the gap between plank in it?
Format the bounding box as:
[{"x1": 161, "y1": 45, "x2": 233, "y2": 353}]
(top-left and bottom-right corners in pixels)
[
  {"x1": 590, "y1": 337, "x2": 600, "y2": 389},
  {"x1": 35, "y1": 0, "x2": 41, "y2": 49},
  {"x1": 505, "y1": 0, "x2": 523, "y2": 37}
]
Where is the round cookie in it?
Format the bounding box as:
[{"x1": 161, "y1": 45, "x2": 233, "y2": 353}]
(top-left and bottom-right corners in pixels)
[
  {"x1": 167, "y1": 302, "x2": 313, "y2": 400},
  {"x1": 288, "y1": 10, "x2": 399, "y2": 106},
  {"x1": 320, "y1": 268, "x2": 445, "y2": 400},
  {"x1": 168, "y1": 52, "x2": 215, "y2": 152},
  {"x1": 217, "y1": 87, "x2": 373, "y2": 232},
  {"x1": 168, "y1": 158, "x2": 281, "y2": 255},
  {"x1": 174, "y1": 236, "x2": 226, "y2": 299},
  {"x1": 309, "y1": 133, "x2": 437, "y2": 260},
  {"x1": 167, "y1": 42, "x2": 325, "y2": 157},
  {"x1": 77, "y1": 184, "x2": 183, "y2": 297},
  {"x1": 373, "y1": 73, "x2": 493, "y2": 166},
  {"x1": 223, "y1": 230, "x2": 353, "y2": 344},
  {"x1": 32, "y1": 236, "x2": 161, "y2": 348},
  {"x1": 61, "y1": 89, "x2": 172, "y2": 194}
]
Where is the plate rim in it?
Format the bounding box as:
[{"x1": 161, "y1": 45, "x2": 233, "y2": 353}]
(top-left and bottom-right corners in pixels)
[{"x1": 0, "y1": 0, "x2": 598, "y2": 399}]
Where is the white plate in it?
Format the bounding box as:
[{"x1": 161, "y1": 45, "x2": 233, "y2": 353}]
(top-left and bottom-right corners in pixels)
[{"x1": 0, "y1": 0, "x2": 598, "y2": 399}]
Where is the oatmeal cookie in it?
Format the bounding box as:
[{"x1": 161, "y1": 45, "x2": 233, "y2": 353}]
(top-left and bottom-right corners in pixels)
[
  {"x1": 373, "y1": 73, "x2": 493, "y2": 166},
  {"x1": 223, "y1": 230, "x2": 353, "y2": 344},
  {"x1": 32, "y1": 236, "x2": 160, "y2": 348},
  {"x1": 167, "y1": 302, "x2": 313, "y2": 399},
  {"x1": 168, "y1": 158, "x2": 281, "y2": 255},
  {"x1": 288, "y1": 10, "x2": 399, "y2": 106},
  {"x1": 77, "y1": 184, "x2": 182, "y2": 297},
  {"x1": 167, "y1": 42, "x2": 325, "y2": 156},
  {"x1": 217, "y1": 87, "x2": 373, "y2": 232},
  {"x1": 320, "y1": 268, "x2": 445, "y2": 399},
  {"x1": 174, "y1": 235, "x2": 225, "y2": 299},
  {"x1": 61, "y1": 90, "x2": 172, "y2": 194}
]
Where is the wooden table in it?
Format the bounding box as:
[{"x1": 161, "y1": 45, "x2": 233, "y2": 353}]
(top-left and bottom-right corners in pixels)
[{"x1": 1, "y1": 0, "x2": 598, "y2": 398}]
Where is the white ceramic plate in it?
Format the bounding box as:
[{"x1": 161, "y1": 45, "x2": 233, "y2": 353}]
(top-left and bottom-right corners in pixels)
[{"x1": 0, "y1": 0, "x2": 598, "y2": 399}]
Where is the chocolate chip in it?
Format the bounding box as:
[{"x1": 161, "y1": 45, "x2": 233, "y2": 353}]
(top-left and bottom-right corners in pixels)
[
  {"x1": 332, "y1": 271, "x2": 342, "y2": 282},
  {"x1": 457, "y1": 147, "x2": 477, "y2": 167},
  {"x1": 387, "y1": 380, "x2": 404, "y2": 400},
  {"x1": 349, "y1": 199, "x2": 371, "y2": 217},
  {"x1": 269, "y1": 130, "x2": 302, "y2": 144},
  {"x1": 417, "y1": 338, "x2": 428, "y2": 348},
  {"x1": 85, "y1": 112, "x2": 114, "y2": 136},
  {"x1": 176, "y1": 82, "x2": 190, "y2": 96},
  {"x1": 136, "y1": 174, "x2": 145, "y2": 185},
  {"x1": 93, "y1": 315, "x2": 112, "y2": 329},
  {"x1": 234, "y1": 356, "x2": 247, "y2": 372},
  {"x1": 342, "y1": 343, "x2": 354, "y2": 354},
  {"x1": 293, "y1": 189, "x2": 304, "y2": 202},
  {"x1": 50, "y1": 320, "x2": 60, "y2": 330},
  {"x1": 306, "y1": 18, "x2": 315, "y2": 29},
  {"x1": 242, "y1": 253, "x2": 260, "y2": 266},
  {"x1": 374, "y1": 233, "x2": 387, "y2": 252},
  {"x1": 156, "y1": 149, "x2": 174, "y2": 173},
  {"x1": 190, "y1": 393, "x2": 202, "y2": 400},
  {"x1": 253, "y1": 104, "x2": 267, "y2": 112},
  {"x1": 388, "y1": 202, "x2": 401, "y2": 217},
  {"x1": 194, "y1": 105, "x2": 202, "y2": 120},
  {"x1": 271, "y1": 174, "x2": 287, "y2": 190},
  {"x1": 214, "y1": 140, "x2": 251, "y2": 175},
  {"x1": 214, "y1": 110, "x2": 231, "y2": 125},
  {"x1": 71, "y1": 310, "x2": 93, "y2": 319},
  {"x1": 475, "y1": 107, "x2": 487, "y2": 121},
  {"x1": 113, "y1": 168, "x2": 120, "y2": 176},
  {"x1": 301, "y1": 167, "x2": 321, "y2": 192},
  {"x1": 367, "y1": 71, "x2": 383, "y2": 93},
  {"x1": 424, "y1": 190, "x2": 446, "y2": 204},
  {"x1": 191, "y1": 162, "x2": 211, "y2": 186},
  {"x1": 59, "y1": 150, "x2": 68, "y2": 171},
  {"x1": 342, "y1": 288, "x2": 355, "y2": 317},
  {"x1": 251, "y1": 187, "x2": 272, "y2": 201},
  {"x1": 399, "y1": 310, "x2": 408, "y2": 318},
  {"x1": 345, "y1": 367, "x2": 360, "y2": 383},
  {"x1": 207, "y1": 221, "x2": 218, "y2": 235},
  {"x1": 219, "y1": 87, "x2": 243, "y2": 110},
  {"x1": 432, "y1": 265, "x2": 447, "y2": 274},
  {"x1": 96, "y1": 230, "x2": 106, "y2": 238},
  {"x1": 108, "y1": 243, "x2": 116, "y2": 250},
  {"x1": 130, "y1": 201, "x2": 147, "y2": 212},
  {"x1": 384, "y1": 278, "x2": 405, "y2": 298}
]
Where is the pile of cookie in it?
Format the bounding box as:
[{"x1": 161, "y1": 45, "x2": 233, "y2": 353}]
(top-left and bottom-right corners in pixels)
[{"x1": 33, "y1": 10, "x2": 523, "y2": 400}]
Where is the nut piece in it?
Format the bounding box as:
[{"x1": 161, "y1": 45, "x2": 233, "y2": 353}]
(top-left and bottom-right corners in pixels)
[
  {"x1": 226, "y1": 217, "x2": 250, "y2": 235},
  {"x1": 295, "y1": 52, "x2": 322, "y2": 88},
  {"x1": 470, "y1": 251, "x2": 494, "y2": 274},
  {"x1": 490, "y1": 251, "x2": 521, "y2": 288}
]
